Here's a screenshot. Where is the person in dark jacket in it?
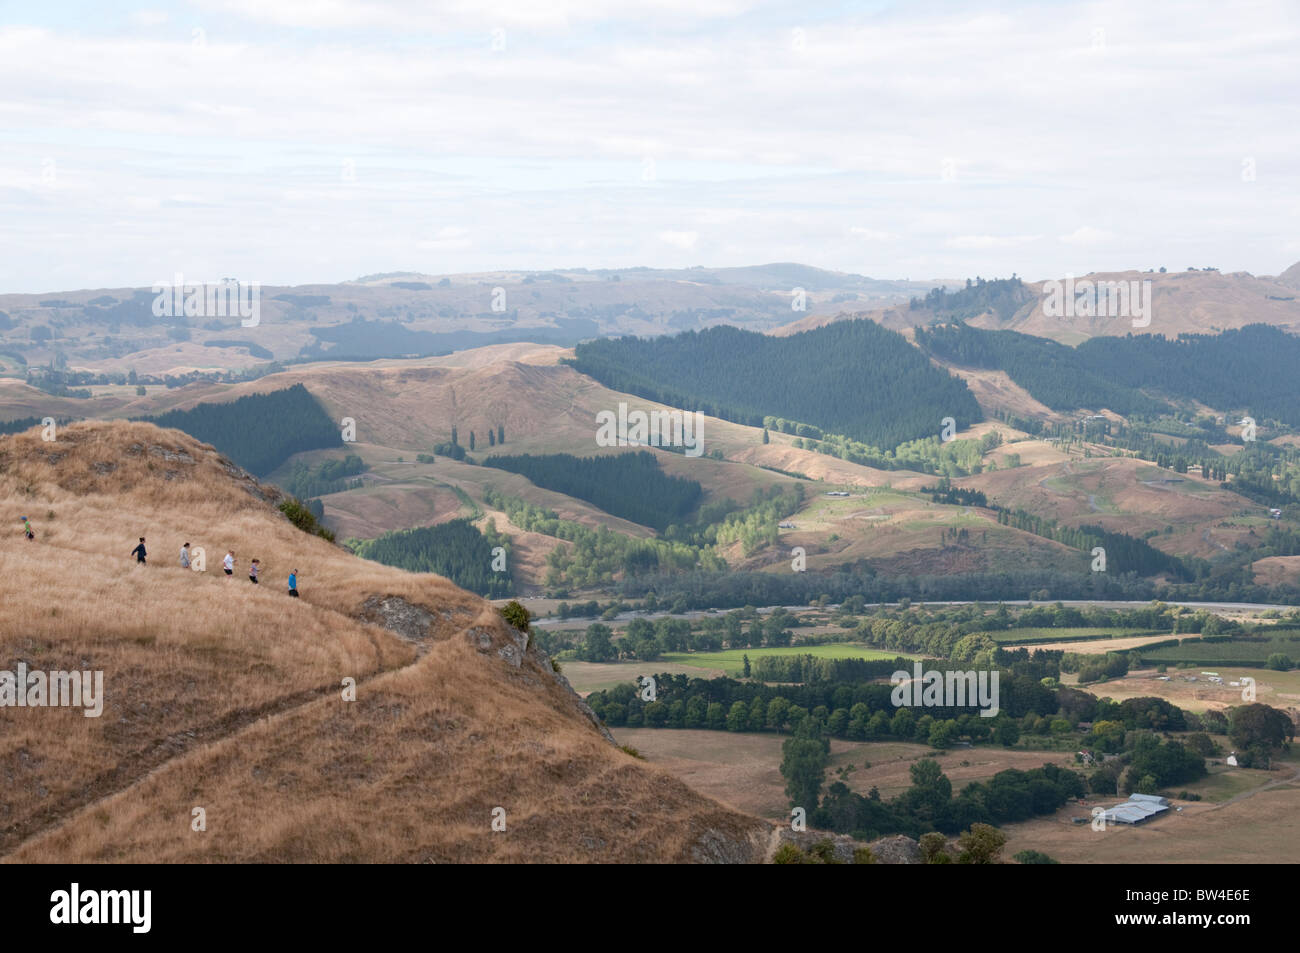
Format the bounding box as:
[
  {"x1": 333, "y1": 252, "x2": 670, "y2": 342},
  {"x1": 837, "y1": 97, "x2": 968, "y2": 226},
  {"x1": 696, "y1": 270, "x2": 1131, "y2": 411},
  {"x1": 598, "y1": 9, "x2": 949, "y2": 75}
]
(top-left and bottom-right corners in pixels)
[{"x1": 131, "y1": 537, "x2": 147, "y2": 564}]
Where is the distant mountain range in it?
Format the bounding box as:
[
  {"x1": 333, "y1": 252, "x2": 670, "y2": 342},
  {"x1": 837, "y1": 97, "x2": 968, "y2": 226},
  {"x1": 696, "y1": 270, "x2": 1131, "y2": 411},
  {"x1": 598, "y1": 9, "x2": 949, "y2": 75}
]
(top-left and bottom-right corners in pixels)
[
  {"x1": 774, "y1": 264, "x2": 1300, "y2": 344},
  {"x1": 0, "y1": 264, "x2": 946, "y2": 377},
  {"x1": 2, "y1": 260, "x2": 1298, "y2": 377}
]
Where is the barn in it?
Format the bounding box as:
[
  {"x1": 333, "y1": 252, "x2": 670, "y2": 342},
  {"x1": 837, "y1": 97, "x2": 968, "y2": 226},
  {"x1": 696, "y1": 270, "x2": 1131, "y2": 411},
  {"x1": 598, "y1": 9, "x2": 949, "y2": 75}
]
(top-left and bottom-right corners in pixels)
[{"x1": 1098, "y1": 793, "x2": 1171, "y2": 825}]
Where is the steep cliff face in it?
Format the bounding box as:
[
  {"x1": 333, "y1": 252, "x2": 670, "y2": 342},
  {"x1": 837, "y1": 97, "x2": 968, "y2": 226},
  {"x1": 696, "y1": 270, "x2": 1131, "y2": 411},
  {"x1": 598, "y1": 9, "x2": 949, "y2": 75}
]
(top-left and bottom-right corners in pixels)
[{"x1": 0, "y1": 421, "x2": 770, "y2": 863}]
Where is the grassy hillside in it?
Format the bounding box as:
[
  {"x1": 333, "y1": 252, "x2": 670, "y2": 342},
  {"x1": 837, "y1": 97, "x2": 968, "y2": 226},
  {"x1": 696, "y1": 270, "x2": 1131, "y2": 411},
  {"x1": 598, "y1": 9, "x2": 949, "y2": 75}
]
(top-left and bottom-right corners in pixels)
[
  {"x1": 773, "y1": 266, "x2": 1300, "y2": 345},
  {"x1": 4, "y1": 337, "x2": 1298, "y2": 597},
  {"x1": 0, "y1": 420, "x2": 769, "y2": 862}
]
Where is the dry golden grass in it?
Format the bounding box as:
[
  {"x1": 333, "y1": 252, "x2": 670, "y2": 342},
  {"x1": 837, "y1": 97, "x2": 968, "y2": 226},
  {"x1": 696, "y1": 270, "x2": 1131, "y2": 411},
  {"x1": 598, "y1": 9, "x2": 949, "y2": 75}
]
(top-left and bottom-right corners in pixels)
[
  {"x1": 0, "y1": 421, "x2": 769, "y2": 862},
  {"x1": 10, "y1": 637, "x2": 768, "y2": 863},
  {"x1": 1252, "y1": 555, "x2": 1300, "y2": 588}
]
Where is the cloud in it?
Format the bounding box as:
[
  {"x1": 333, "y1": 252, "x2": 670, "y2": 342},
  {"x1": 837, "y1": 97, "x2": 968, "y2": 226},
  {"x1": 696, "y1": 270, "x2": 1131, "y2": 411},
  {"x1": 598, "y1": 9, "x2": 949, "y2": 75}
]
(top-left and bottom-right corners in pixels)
[
  {"x1": 129, "y1": 10, "x2": 171, "y2": 27},
  {"x1": 417, "y1": 226, "x2": 472, "y2": 251},
  {"x1": 945, "y1": 235, "x2": 1041, "y2": 249},
  {"x1": 658, "y1": 230, "x2": 699, "y2": 251},
  {"x1": 848, "y1": 227, "x2": 896, "y2": 242},
  {"x1": 194, "y1": 0, "x2": 763, "y2": 31},
  {"x1": 1058, "y1": 226, "x2": 1115, "y2": 245},
  {"x1": 2, "y1": 0, "x2": 1298, "y2": 288}
]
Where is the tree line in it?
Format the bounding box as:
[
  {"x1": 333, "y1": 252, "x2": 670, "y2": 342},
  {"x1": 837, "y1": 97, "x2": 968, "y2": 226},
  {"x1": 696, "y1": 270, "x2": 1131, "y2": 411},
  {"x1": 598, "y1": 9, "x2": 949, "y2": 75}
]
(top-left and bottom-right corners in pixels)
[
  {"x1": 915, "y1": 322, "x2": 1300, "y2": 427},
  {"x1": 569, "y1": 320, "x2": 983, "y2": 449},
  {"x1": 279, "y1": 453, "x2": 368, "y2": 499},
  {"x1": 349, "y1": 518, "x2": 513, "y2": 597},
  {"x1": 145, "y1": 383, "x2": 340, "y2": 477},
  {"x1": 483, "y1": 451, "x2": 702, "y2": 532}
]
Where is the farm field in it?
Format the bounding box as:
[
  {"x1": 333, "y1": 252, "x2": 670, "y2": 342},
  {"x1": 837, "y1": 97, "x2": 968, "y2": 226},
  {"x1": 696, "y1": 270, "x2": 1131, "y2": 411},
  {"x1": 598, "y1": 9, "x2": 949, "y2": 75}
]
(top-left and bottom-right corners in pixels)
[
  {"x1": 988, "y1": 626, "x2": 1155, "y2": 644},
  {"x1": 557, "y1": 659, "x2": 726, "y2": 695},
  {"x1": 762, "y1": 490, "x2": 1084, "y2": 577},
  {"x1": 1137, "y1": 633, "x2": 1300, "y2": 666},
  {"x1": 660, "y1": 644, "x2": 917, "y2": 676},
  {"x1": 1062, "y1": 666, "x2": 1300, "y2": 711},
  {"x1": 1002, "y1": 751, "x2": 1300, "y2": 864},
  {"x1": 613, "y1": 725, "x2": 1300, "y2": 863},
  {"x1": 611, "y1": 728, "x2": 1078, "y2": 820},
  {"x1": 1022, "y1": 633, "x2": 1184, "y2": 654}
]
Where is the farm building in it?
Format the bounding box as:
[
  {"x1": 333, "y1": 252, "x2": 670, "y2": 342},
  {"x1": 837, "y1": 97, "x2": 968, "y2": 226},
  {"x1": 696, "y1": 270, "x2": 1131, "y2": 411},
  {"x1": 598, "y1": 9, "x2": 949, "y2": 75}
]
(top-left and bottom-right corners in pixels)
[{"x1": 1098, "y1": 794, "x2": 1170, "y2": 825}]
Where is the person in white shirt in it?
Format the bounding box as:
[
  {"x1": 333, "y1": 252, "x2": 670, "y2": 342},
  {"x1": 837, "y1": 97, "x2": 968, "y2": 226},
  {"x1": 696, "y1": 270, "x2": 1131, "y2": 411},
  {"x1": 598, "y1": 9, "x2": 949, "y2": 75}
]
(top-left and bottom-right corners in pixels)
[{"x1": 223, "y1": 551, "x2": 235, "y2": 578}]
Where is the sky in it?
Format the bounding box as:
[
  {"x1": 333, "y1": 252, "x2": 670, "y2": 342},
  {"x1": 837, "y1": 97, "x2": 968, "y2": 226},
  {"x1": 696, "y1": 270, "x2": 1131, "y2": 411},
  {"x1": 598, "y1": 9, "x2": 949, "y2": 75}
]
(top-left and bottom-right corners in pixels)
[{"x1": 1, "y1": 0, "x2": 1298, "y2": 292}]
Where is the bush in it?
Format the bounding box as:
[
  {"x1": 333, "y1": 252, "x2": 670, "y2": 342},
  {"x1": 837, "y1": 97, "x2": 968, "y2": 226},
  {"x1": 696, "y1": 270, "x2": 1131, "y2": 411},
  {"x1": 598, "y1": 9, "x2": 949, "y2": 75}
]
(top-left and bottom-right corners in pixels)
[
  {"x1": 278, "y1": 498, "x2": 335, "y2": 542},
  {"x1": 499, "y1": 600, "x2": 531, "y2": 634},
  {"x1": 1013, "y1": 849, "x2": 1059, "y2": 865},
  {"x1": 806, "y1": 839, "x2": 842, "y2": 864},
  {"x1": 772, "y1": 844, "x2": 806, "y2": 865},
  {"x1": 957, "y1": 823, "x2": 1007, "y2": 864},
  {"x1": 919, "y1": 832, "x2": 951, "y2": 864}
]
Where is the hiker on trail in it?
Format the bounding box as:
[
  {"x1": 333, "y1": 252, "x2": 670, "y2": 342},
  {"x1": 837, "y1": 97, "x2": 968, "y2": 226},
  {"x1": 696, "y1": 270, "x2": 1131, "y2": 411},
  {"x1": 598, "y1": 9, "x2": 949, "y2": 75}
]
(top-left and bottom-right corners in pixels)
[
  {"x1": 180, "y1": 542, "x2": 191, "y2": 569},
  {"x1": 223, "y1": 551, "x2": 235, "y2": 578},
  {"x1": 131, "y1": 537, "x2": 147, "y2": 564},
  {"x1": 248, "y1": 559, "x2": 260, "y2": 584},
  {"x1": 20, "y1": 516, "x2": 33, "y2": 541},
  {"x1": 288, "y1": 569, "x2": 299, "y2": 598}
]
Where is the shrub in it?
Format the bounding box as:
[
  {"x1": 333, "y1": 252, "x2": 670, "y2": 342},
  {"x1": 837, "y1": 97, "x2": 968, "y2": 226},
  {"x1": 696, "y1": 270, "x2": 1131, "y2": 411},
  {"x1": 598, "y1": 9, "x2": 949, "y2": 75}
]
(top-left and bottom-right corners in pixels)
[
  {"x1": 499, "y1": 600, "x2": 531, "y2": 634},
  {"x1": 278, "y1": 498, "x2": 335, "y2": 542},
  {"x1": 919, "y1": 832, "x2": 951, "y2": 864},
  {"x1": 806, "y1": 839, "x2": 842, "y2": 864},
  {"x1": 1013, "y1": 849, "x2": 1059, "y2": 865},
  {"x1": 772, "y1": 844, "x2": 806, "y2": 865},
  {"x1": 957, "y1": 823, "x2": 1007, "y2": 864}
]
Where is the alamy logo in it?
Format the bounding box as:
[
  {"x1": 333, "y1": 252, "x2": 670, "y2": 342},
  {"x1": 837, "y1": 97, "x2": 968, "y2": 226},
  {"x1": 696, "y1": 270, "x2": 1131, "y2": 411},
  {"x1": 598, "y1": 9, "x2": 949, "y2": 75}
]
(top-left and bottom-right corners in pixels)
[
  {"x1": 0, "y1": 663, "x2": 104, "y2": 717},
  {"x1": 1042, "y1": 275, "x2": 1152, "y2": 328},
  {"x1": 890, "y1": 662, "x2": 1000, "y2": 717},
  {"x1": 50, "y1": 883, "x2": 151, "y2": 933},
  {"x1": 152, "y1": 273, "x2": 261, "y2": 327},
  {"x1": 595, "y1": 402, "x2": 704, "y2": 457}
]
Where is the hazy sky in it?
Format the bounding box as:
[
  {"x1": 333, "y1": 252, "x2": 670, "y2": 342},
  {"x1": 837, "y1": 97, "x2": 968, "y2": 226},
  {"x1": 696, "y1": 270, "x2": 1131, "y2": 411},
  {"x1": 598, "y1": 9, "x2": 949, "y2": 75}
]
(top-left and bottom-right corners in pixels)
[{"x1": 2, "y1": 0, "x2": 1298, "y2": 292}]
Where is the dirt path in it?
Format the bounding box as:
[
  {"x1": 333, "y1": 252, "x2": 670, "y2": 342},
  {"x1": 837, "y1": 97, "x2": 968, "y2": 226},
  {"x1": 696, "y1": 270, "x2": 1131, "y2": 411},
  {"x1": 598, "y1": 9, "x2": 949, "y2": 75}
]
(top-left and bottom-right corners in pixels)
[{"x1": 0, "y1": 603, "x2": 443, "y2": 860}]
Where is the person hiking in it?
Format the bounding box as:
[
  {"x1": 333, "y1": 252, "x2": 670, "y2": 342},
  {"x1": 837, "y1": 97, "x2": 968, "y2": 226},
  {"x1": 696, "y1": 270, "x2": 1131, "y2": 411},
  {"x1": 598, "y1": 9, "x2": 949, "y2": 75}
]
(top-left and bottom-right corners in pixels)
[
  {"x1": 248, "y1": 558, "x2": 260, "y2": 584},
  {"x1": 20, "y1": 516, "x2": 34, "y2": 541},
  {"x1": 180, "y1": 542, "x2": 191, "y2": 569},
  {"x1": 131, "y1": 537, "x2": 147, "y2": 564},
  {"x1": 288, "y1": 569, "x2": 299, "y2": 598},
  {"x1": 223, "y1": 551, "x2": 235, "y2": 578}
]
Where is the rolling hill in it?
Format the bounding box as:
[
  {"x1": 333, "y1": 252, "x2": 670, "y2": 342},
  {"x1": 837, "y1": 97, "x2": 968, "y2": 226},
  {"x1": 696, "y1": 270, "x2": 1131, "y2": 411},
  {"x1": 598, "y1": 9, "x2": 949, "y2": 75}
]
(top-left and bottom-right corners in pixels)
[
  {"x1": 0, "y1": 420, "x2": 771, "y2": 862},
  {"x1": 773, "y1": 265, "x2": 1300, "y2": 345},
  {"x1": 5, "y1": 254, "x2": 1300, "y2": 599},
  {"x1": 0, "y1": 265, "x2": 944, "y2": 377}
]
